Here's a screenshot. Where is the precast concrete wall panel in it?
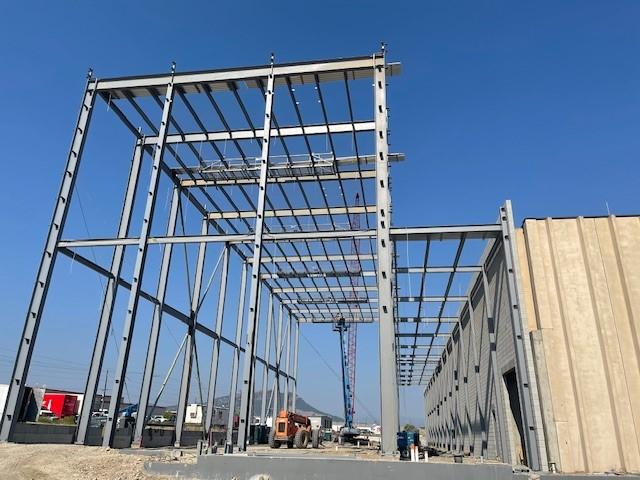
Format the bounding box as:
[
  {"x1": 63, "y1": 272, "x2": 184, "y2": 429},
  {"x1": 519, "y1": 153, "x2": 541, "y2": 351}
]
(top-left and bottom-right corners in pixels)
[{"x1": 519, "y1": 216, "x2": 640, "y2": 474}]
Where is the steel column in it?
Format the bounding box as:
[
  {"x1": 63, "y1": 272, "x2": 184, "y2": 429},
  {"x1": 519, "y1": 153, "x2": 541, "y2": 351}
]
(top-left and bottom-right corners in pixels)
[
  {"x1": 76, "y1": 141, "x2": 143, "y2": 445},
  {"x1": 272, "y1": 305, "x2": 284, "y2": 421},
  {"x1": 283, "y1": 313, "x2": 292, "y2": 410},
  {"x1": 0, "y1": 76, "x2": 97, "y2": 442},
  {"x1": 205, "y1": 245, "x2": 229, "y2": 432},
  {"x1": 374, "y1": 53, "x2": 399, "y2": 454},
  {"x1": 291, "y1": 321, "x2": 299, "y2": 411},
  {"x1": 467, "y1": 299, "x2": 485, "y2": 455},
  {"x1": 226, "y1": 264, "x2": 248, "y2": 448},
  {"x1": 133, "y1": 186, "x2": 181, "y2": 446},
  {"x1": 500, "y1": 201, "x2": 542, "y2": 470},
  {"x1": 102, "y1": 74, "x2": 175, "y2": 447},
  {"x1": 260, "y1": 296, "x2": 274, "y2": 424},
  {"x1": 237, "y1": 65, "x2": 275, "y2": 451},
  {"x1": 175, "y1": 218, "x2": 209, "y2": 447}
]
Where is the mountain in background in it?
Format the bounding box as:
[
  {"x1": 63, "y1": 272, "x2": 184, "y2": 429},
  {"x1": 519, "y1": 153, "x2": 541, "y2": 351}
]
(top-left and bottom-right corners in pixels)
[{"x1": 214, "y1": 390, "x2": 344, "y2": 424}]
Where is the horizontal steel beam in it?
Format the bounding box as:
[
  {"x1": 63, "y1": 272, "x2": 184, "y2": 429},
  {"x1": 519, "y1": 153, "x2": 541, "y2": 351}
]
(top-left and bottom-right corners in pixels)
[
  {"x1": 297, "y1": 317, "x2": 375, "y2": 324},
  {"x1": 271, "y1": 285, "x2": 376, "y2": 293},
  {"x1": 288, "y1": 308, "x2": 378, "y2": 315},
  {"x1": 58, "y1": 229, "x2": 377, "y2": 248},
  {"x1": 397, "y1": 317, "x2": 458, "y2": 323},
  {"x1": 281, "y1": 298, "x2": 375, "y2": 305},
  {"x1": 389, "y1": 224, "x2": 501, "y2": 241},
  {"x1": 262, "y1": 270, "x2": 376, "y2": 280},
  {"x1": 181, "y1": 170, "x2": 377, "y2": 187},
  {"x1": 59, "y1": 223, "x2": 502, "y2": 249},
  {"x1": 396, "y1": 296, "x2": 467, "y2": 302},
  {"x1": 97, "y1": 56, "x2": 401, "y2": 96},
  {"x1": 251, "y1": 253, "x2": 376, "y2": 265},
  {"x1": 395, "y1": 333, "x2": 451, "y2": 338},
  {"x1": 148, "y1": 121, "x2": 375, "y2": 145},
  {"x1": 208, "y1": 205, "x2": 375, "y2": 220},
  {"x1": 395, "y1": 266, "x2": 481, "y2": 274}
]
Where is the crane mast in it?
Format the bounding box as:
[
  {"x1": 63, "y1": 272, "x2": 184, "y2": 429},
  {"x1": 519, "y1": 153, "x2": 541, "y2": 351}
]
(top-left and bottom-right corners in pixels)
[{"x1": 333, "y1": 194, "x2": 361, "y2": 441}]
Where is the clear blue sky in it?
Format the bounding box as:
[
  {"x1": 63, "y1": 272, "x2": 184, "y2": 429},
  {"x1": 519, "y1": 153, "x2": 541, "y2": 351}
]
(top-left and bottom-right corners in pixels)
[{"x1": 1, "y1": 1, "x2": 638, "y2": 427}]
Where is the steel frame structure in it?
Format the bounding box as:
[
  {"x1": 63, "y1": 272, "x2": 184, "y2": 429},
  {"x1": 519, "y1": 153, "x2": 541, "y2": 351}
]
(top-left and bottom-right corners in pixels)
[{"x1": 0, "y1": 52, "x2": 542, "y2": 466}]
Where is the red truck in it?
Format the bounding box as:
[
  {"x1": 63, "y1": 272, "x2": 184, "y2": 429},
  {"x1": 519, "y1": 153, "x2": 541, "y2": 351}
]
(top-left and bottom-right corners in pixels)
[{"x1": 41, "y1": 394, "x2": 78, "y2": 418}]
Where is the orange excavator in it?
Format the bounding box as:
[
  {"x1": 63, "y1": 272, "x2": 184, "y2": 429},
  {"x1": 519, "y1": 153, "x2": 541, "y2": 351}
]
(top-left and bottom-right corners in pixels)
[{"x1": 269, "y1": 410, "x2": 321, "y2": 449}]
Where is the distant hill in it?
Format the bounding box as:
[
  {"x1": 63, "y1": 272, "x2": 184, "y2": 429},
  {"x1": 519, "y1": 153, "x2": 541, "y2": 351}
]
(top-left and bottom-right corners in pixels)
[
  {"x1": 215, "y1": 390, "x2": 343, "y2": 423},
  {"x1": 165, "y1": 390, "x2": 342, "y2": 423}
]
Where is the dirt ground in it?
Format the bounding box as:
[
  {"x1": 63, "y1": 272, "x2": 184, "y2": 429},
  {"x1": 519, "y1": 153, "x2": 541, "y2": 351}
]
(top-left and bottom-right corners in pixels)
[{"x1": 0, "y1": 443, "x2": 194, "y2": 480}]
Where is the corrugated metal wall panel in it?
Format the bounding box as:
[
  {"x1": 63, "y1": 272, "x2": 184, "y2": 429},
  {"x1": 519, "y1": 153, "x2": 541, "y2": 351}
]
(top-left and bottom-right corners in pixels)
[{"x1": 519, "y1": 216, "x2": 640, "y2": 474}]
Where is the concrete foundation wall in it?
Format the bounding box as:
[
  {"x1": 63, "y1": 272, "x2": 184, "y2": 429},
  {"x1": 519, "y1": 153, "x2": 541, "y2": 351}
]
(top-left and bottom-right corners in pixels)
[{"x1": 519, "y1": 216, "x2": 640, "y2": 474}]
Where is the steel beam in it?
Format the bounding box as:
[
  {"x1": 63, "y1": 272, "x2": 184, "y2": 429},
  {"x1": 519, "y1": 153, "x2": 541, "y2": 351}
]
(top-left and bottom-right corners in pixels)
[
  {"x1": 252, "y1": 253, "x2": 376, "y2": 265},
  {"x1": 96, "y1": 55, "x2": 399, "y2": 95},
  {"x1": 181, "y1": 169, "x2": 377, "y2": 187},
  {"x1": 0, "y1": 77, "x2": 97, "y2": 442},
  {"x1": 133, "y1": 186, "x2": 181, "y2": 446},
  {"x1": 272, "y1": 285, "x2": 375, "y2": 294},
  {"x1": 205, "y1": 245, "x2": 229, "y2": 432},
  {"x1": 103, "y1": 75, "x2": 174, "y2": 447},
  {"x1": 226, "y1": 264, "x2": 247, "y2": 448},
  {"x1": 237, "y1": 68, "x2": 275, "y2": 451},
  {"x1": 208, "y1": 205, "x2": 375, "y2": 220},
  {"x1": 389, "y1": 224, "x2": 501, "y2": 241},
  {"x1": 147, "y1": 121, "x2": 375, "y2": 145},
  {"x1": 175, "y1": 219, "x2": 209, "y2": 447},
  {"x1": 500, "y1": 201, "x2": 542, "y2": 470},
  {"x1": 76, "y1": 141, "x2": 142, "y2": 445},
  {"x1": 397, "y1": 317, "x2": 458, "y2": 323},
  {"x1": 58, "y1": 229, "x2": 377, "y2": 248},
  {"x1": 59, "y1": 223, "x2": 504, "y2": 249}
]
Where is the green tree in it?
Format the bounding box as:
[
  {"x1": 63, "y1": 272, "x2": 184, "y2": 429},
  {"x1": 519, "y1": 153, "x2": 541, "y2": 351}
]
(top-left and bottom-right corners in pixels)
[{"x1": 403, "y1": 423, "x2": 418, "y2": 433}]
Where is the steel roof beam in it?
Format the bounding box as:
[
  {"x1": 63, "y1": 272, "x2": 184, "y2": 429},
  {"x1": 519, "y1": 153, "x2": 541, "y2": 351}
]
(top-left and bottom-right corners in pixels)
[
  {"x1": 208, "y1": 205, "x2": 375, "y2": 220},
  {"x1": 145, "y1": 121, "x2": 376, "y2": 145},
  {"x1": 96, "y1": 56, "x2": 401, "y2": 95},
  {"x1": 181, "y1": 170, "x2": 377, "y2": 187}
]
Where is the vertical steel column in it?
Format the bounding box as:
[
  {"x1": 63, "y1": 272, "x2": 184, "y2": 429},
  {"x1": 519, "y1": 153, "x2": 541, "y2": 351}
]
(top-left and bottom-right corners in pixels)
[
  {"x1": 175, "y1": 218, "x2": 209, "y2": 447},
  {"x1": 467, "y1": 298, "x2": 485, "y2": 455},
  {"x1": 260, "y1": 295, "x2": 274, "y2": 424},
  {"x1": 248, "y1": 283, "x2": 263, "y2": 428},
  {"x1": 374, "y1": 52, "x2": 399, "y2": 454},
  {"x1": 453, "y1": 336, "x2": 462, "y2": 453},
  {"x1": 481, "y1": 267, "x2": 508, "y2": 461},
  {"x1": 0, "y1": 76, "x2": 97, "y2": 442},
  {"x1": 226, "y1": 264, "x2": 248, "y2": 448},
  {"x1": 283, "y1": 313, "x2": 292, "y2": 410},
  {"x1": 237, "y1": 64, "x2": 275, "y2": 451},
  {"x1": 103, "y1": 73, "x2": 175, "y2": 447},
  {"x1": 76, "y1": 141, "x2": 143, "y2": 445},
  {"x1": 272, "y1": 305, "x2": 284, "y2": 421},
  {"x1": 291, "y1": 321, "x2": 299, "y2": 412},
  {"x1": 205, "y1": 245, "x2": 229, "y2": 432},
  {"x1": 458, "y1": 319, "x2": 472, "y2": 453},
  {"x1": 500, "y1": 201, "x2": 542, "y2": 470},
  {"x1": 133, "y1": 186, "x2": 181, "y2": 446}
]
